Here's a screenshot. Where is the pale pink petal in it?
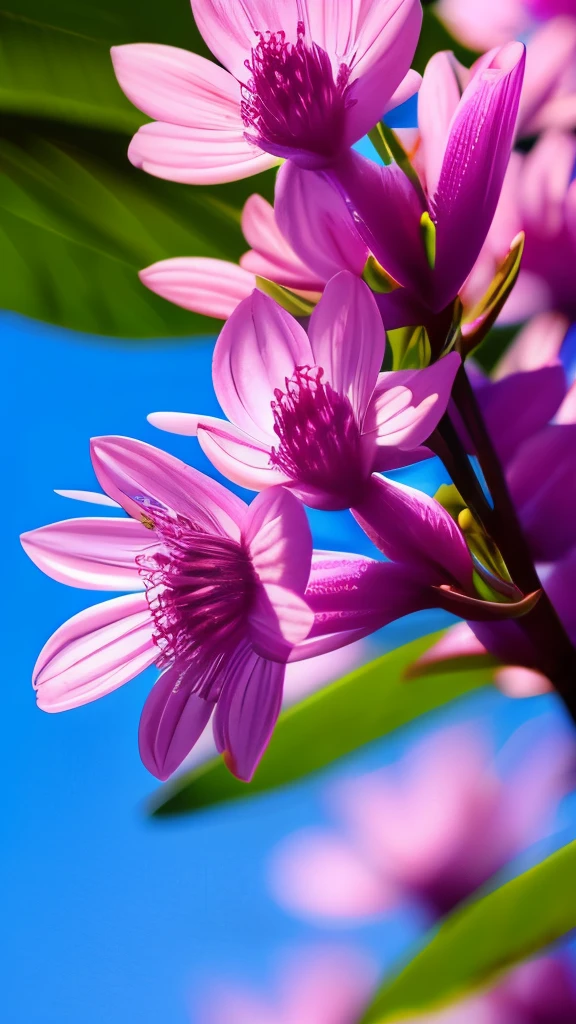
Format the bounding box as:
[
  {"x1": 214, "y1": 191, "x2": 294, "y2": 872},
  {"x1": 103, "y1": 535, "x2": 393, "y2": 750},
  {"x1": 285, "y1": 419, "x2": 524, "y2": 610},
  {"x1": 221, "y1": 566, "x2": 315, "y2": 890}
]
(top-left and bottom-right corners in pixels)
[
  {"x1": 213, "y1": 289, "x2": 312, "y2": 442},
  {"x1": 308, "y1": 272, "x2": 384, "y2": 422},
  {"x1": 494, "y1": 666, "x2": 553, "y2": 697},
  {"x1": 54, "y1": 489, "x2": 121, "y2": 508},
  {"x1": 110, "y1": 44, "x2": 242, "y2": 127},
  {"x1": 519, "y1": 19, "x2": 576, "y2": 136},
  {"x1": 383, "y1": 68, "x2": 422, "y2": 114},
  {"x1": 494, "y1": 312, "x2": 569, "y2": 379},
  {"x1": 362, "y1": 352, "x2": 460, "y2": 462},
  {"x1": 249, "y1": 583, "x2": 314, "y2": 658},
  {"x1": 138, "y1": 660, "x2": 215, "y2": 780},
  {"x1": 417, "y1": 51, "x2": 463, "y2": 198},
  {"x1": 90, "y1": 435, "x2": 246, "y2": 538},
  {"x1": 344, "y1": 0, "x2": 423, "y2": 145},
  {"x1": 127, "y1": 121, "x2": 276, "y2": 185},
  {"x1": 498, "y1": 269, "x2": 553, "y2": 324},
  {"x1": 146, "y1": 411, "x2": 207, "y2": 436},
  {"x1": 214, "y1": 642, "x2": 285, "y2": 781},
  {"x1": 270, "y1": 829, "x2": 397, "y2": 920},
  {"x1": 197, "y1": 420, "x2": 288, "y2": 491},
  {"x1": 556, "y1": 380, "x2": 576, "y2": 424},
  {"x1": 242, "y1": 486, "x2": 312, "y2": 592},
  {"x1": 409, "y1": 622, "x2": 489, "y2": 675},
  {"x1": 21, "y1": 517, "x2": 153, "y2": 591},
  {"x1": 140, "y1": 257, "x2": 255, "y2": 319},
  {"x1": 33, "y1": 593, "x2": 156, "y2": 712},
  {"x1": 275, "y1": 161, "x2": 369, "y2": 283},
  {"x1": 436, "y1": 0, "x2": 527, "y2": 51},
  {"x1": 240, "y1": 193, "x2": 323, "y2": 291},
  {"x1": 190, "y1": 0, "x2": 307, "y2": 82}
]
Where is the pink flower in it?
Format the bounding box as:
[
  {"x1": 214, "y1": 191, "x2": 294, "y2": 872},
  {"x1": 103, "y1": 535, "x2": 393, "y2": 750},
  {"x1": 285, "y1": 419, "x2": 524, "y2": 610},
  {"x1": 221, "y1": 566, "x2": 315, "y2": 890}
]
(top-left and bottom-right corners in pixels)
[
  {"x1": 111, "y1": 0, "x2": 422, "y2": 184},
  {"x1": 269, "y1": 726, "x2": 574, "y2": 922},
  {"x1": 147, "y1": 272, "x2": 460, "y2": 511},
  {"x1": 141, "y1": 168, "x2": 368, "y2": 320},
  {"x1": 21, "y1": 435, "x2": 320, "y2": 782}
]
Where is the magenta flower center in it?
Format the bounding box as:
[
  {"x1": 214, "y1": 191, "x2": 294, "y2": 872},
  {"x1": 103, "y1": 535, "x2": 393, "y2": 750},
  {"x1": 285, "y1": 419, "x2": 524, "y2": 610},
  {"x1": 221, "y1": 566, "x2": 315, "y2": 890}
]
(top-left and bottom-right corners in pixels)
[
  {"x1": 241, "y1": 22, "x2": 352, "y2": 165},
  {"x1": 138, "y1": 510, "x2": 257, "y2": 693},
  {"x1": 270, "y1": 365, "x2": 365, "y2": 506}
]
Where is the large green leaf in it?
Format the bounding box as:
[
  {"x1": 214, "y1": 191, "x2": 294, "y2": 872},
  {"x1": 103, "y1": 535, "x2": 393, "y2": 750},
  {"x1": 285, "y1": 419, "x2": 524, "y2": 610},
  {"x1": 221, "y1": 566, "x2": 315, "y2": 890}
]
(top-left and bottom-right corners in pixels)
[
  {"x1": 151, "y1": 631, "x2": 495, "y2": 817},
  {"x1": 361, "y1": 840, "x2": 576, "y2": 1021}
]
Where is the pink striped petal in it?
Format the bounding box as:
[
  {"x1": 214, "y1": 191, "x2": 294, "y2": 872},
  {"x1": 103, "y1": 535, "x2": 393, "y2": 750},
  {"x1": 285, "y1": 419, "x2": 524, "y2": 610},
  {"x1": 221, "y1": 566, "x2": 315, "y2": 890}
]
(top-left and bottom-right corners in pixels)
[
  {"x1": 54, "y1": 489, "x2": 121, "y2": 507},
  {"x1": 308, "y1": 273, "x2": 384, "y2": 423},
  {"x1": 243, "y1": 486, "x2": 312, "y2": 593},
  {"x1": 214, "y1": 642, "x2": 285, "y2": 781},
  {"x1": 33, "y1": 594, "x2": 156, "y2": 712},
  {"x1": 417, "y1": 51, "x2": 463, "y2": 198},
  {"x1": 362, "y1": 353, "x2": 460, "y2": 462},
  {"x1": 90, "y1": 435, "x2": 246, "y2": 539},
  {"x1": 21, "y1": 517, "x2": 154, "y2": 591},
  {"x1": 140, "y1": 257, "x2": 255, "y2": 319},
  {"x1": 275, "y1": 162, "x2": 369, "y2": 283},
  {"x1": 190, "y1": 0, "x2": 308, "y2": 81},
  {"x1": 127, "y1": 121, "x2": 276, "y2": 185},
  {"x1": 138, "y1": 660, "x2": 215, "y2": 780},
  {"x1": 197, "y1": 418, "x2": 287, "y2": 490},
  {"x1": 111, "y1": 44, "x2": 242, "y2": 128},
  {"x1": 240, "y1": 193, "x2": 323, "y2": 291},
  {"x1": 213, "y1": 290, "x2": 312, "y2": 442}
]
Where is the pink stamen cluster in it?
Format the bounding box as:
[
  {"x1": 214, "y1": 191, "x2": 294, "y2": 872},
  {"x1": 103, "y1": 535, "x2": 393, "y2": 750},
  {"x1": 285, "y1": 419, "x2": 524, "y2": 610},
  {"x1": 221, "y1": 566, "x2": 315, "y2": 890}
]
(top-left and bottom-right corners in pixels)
[{"x1": 241, "y1": 22, "x2": 352, "y2": 161}]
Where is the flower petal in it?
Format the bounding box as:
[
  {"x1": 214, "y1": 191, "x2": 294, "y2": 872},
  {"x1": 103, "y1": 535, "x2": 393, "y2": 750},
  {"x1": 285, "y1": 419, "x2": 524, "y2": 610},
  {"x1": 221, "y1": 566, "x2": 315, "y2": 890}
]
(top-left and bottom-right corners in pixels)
[
  {"x1": 197, "y1": 419, "x2": 288, "y2": 491},
  {"x1": 242, "y1": 486, "x2": 312, "y2": 592},
  {"x1": 519, "y1": 18, "x2": 576, "y2": 136},
  {"x1": 408, "y1": 621, "x2": 490, "y2": 676},
  {"x1": 33, "y1": 593, "x2": 156, "y2": 712},
  {"x1": 308, "y1": 272, "x2": 384, "y2": 422},
  {"x1": 494, "y1": 666, "x2": 553, "y2": 697},
  {"x1": 474, "y1": 364, "x2": 567, "y2": 467},
  {"x1": 90, "y1": 435, "x2": 246, "y2": 538},
  {"x1": 190, "y1": 0, "x2": 307, "y2": 81},
  {"x1": 140, "y1": 257, "x2": 255, "y2": 319},
  {"x1": 138, "y1": 660, "x2": 215, "y2": 780},
  {"x1": 417, "y1": 51, "x2": 464, "y2": 198},
  {"x1": 433, "y1": 42, "x2": 526, "y2": 310},
  {"x1": 111, "y1": 44, "x2": 242, "y2": 127},
  {"x1": 352, "y1": 474, "x2": 473, "y2": 589},
  {"x1": 128, "y1": 122, "x2": 276, "y2": 186},
  {"x1": 362, "y1": 352, "x2": 460, "y2": 464},
  {"x1": 507, "y1": 424, "x2": 576, "y2": 561},
  {"x1": 213, "y1": 289, "x2": 312, "y2": 442},
  {"x1": 274, "y1": 162, "x2": 369, "y2": 283},
  {"x1": 240, "y1": 193, "x2": 323, "y2": 291},
  {"x1": 54, "y1": 489, "x2": 121, "y2": 507},
  {"x1": 494, "y1": 311, "x2": 568, "y2": 379},
  {"x1": 21, "y1": 517, "x2": 153, "y2": 591},
  {"x1": 214, "y1": 641, "x2": 285, "y2": 781},
  {"x1": 250, "y1": 583, "x2": 314, "y2": 658}
]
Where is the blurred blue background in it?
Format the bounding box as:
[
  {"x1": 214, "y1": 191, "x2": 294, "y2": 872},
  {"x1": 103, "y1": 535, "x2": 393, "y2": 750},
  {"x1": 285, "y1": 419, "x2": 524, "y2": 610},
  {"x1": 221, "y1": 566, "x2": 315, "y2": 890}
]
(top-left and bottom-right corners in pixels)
[{"x1": 5, "y1": 311, "x2": 575, "y2": 1024}]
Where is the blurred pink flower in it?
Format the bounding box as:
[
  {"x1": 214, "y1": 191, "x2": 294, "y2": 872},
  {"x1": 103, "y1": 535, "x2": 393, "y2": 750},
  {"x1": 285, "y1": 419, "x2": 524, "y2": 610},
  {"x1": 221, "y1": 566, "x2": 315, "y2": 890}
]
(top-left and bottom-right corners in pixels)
[
  {"x1": 111, "y1": 0, "x2": 421, "y2": 184},
  {"x1": 140, "y1": 170, "x2": 368, "y2": 320},
  {"x1": 269, "y1": 726, "x2": 573, "y2": 922}
]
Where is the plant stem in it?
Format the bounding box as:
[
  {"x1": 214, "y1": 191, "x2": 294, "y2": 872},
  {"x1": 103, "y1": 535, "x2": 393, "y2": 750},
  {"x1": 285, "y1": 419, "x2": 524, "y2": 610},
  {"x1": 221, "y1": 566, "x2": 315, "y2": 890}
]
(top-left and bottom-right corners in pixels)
[{"x1": 450, "y1": 366, "x2": 576, "y2": 722}]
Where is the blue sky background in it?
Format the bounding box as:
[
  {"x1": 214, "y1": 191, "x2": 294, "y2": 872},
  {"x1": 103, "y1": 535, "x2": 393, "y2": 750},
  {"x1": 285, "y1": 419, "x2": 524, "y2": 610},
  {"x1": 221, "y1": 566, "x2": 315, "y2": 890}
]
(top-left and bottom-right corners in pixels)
[{"x1": 4, "y1": 308, "x2": 576, "y2": 1024}]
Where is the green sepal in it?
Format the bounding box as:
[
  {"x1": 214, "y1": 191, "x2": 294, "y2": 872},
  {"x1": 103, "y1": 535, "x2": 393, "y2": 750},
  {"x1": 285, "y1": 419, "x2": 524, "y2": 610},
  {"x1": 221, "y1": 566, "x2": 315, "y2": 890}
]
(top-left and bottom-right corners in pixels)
[
  {"x1": 387, "y1": 325, "x2": 431, "y2": 370},
  {"x1": 458, "y1": 232, "x2": 525, "y2": 357},
  {"x1": 255, "y1": 276, "x2": 317, "y2": 316},
  {"x1": 361, "y1": 254, "x2": 400, "y2": 294},
  {"x1": 420, "y1": 211, "x2": 436, "y2": 269}
]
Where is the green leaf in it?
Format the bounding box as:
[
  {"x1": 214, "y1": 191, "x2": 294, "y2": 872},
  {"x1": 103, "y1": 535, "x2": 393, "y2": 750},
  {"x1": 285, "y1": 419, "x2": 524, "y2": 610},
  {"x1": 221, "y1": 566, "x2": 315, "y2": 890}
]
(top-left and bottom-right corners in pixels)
[
  {"x1": 150, "y1": 631, "x2": 491, "y2": 817},
  {"x1": 0, "y1": 119, "x2": 275, "y2": 336},
  {"x1": 361, "y1": 840, "x2": 576, "y2": 1021}
]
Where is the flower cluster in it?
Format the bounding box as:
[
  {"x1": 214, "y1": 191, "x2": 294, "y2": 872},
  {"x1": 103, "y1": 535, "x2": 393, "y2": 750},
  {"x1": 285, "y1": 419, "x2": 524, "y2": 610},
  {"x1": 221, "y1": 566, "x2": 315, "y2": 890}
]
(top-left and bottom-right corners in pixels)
[{"x1": 21, "y1": 0, "x2": 576, "y2": 790}]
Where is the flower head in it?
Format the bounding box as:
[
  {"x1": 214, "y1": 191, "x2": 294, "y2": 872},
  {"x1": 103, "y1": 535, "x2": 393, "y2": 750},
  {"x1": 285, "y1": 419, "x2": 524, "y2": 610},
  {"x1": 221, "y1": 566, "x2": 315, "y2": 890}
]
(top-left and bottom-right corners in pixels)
[{"x1": 111, "y1": 0, "x2": 422, "y2": 184}]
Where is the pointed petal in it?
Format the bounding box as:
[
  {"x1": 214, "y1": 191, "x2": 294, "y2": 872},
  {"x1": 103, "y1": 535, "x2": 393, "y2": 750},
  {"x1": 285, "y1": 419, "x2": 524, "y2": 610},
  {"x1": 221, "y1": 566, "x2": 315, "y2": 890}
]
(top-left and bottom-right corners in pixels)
[
  {"x1": 33, "y1": 594, "x2": 156, "y2": 712},
  {"x1": 308, "y1": 272, "x2": 384, "y2": 422},
  {"x1": 140, "y1": 257, "x2": 255, "y2": 319},
  {"x1": 242, "y1": 486, "x2": 312, "y2": 592},
  {"x1": 344, "y1": 0, "x2": 423, "y2": 144},
  {"x1": 249, "y1": 583, "x2": 314, "y2": 658},
  {"x1": 127, "y1": 121, "x2": 276, "y2": 185},
  {"x1": 474, "y1": 364, "x2": 567, "y2": 467},
  {"x1": 213, "y1": 289, "x2": 312, "y2": 442},
  {"x1": 214, "y1": 642, "x2": 285, "y2": 781},
  {"x1": 138, "y1": 660, "x2": 215, "y2": 780},
  {"x1": 363, "y1": 352, "x2": 460, "y2": 464},
  {"x1": 274, "y1": 162, "x2": 369, "y2": 284},
  {"x1": 352, "y1": 474, "x2": 473, "y2": 589},
  {"x1": 20, "y1": 517, "x2": 153, "y2": 591},
  {"x1": 90, "y1": 435, "x2": 246, "y2": 538},
  {"x1": 197, "y1": 419, "x2": 288, "y2": 491},
  {"x1": 417, "y1": 51, "x2": 464, "y2": 197},
  {"x1": 433, "y1": 42, "x2": 526, "y2": 310},
  {"x1": 240, "y1": 193, "x2": 323, "y2": 291},
  {"x1": 54, "y1": 489, "x2": 121, "y2": 507},
  {"x1": 110, "y1": 44, "x2": 242, "y2": 127}
]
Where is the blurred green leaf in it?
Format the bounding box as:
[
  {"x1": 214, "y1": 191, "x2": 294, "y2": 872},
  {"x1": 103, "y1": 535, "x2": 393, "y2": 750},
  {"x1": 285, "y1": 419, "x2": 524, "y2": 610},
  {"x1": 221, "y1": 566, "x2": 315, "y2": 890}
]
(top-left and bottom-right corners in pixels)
[
  {"x1": 151, "y1": 630, "x2": 492, "y2": 817},
  {"x1": 361, "y1": 840, "x2": 576, "y2": 1021}
]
